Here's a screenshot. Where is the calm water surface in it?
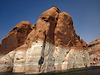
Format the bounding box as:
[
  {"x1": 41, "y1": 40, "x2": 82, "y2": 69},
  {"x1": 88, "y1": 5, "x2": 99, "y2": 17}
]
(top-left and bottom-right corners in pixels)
[{"x1": 0, "y1": 66, "x2": 100, "y2": 75}]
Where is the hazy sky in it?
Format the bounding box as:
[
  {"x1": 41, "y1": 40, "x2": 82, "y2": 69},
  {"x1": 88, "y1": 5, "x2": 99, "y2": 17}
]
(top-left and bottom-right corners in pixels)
[{"x1": 0, "y1": 0, "x2": 100, "y2": 44}]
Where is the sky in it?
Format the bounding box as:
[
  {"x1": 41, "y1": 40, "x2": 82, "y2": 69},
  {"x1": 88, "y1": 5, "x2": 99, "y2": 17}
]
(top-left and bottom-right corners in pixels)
[{"x1": 0, "y1": 0, "x2": 100, "y2": 44}]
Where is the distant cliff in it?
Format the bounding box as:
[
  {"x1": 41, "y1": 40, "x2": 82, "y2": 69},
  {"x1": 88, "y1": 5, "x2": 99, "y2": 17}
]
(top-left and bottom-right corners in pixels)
[
  {"x1": 0, "y1": 6, "x2": 94, "y2": 74},
  {"x1": 88, "y1": 37, "x2": 100, "y2": 66}
]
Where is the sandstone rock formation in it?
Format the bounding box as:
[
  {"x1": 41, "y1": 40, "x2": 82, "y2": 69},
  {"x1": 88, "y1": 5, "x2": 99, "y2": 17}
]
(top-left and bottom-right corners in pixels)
[
  {"x1": 0, "y1": 21, "x2": 32, "y2": 54},
  {"x1": 88, "y1": 37, "x2": 100, "y2": 66},
  {"x1": 0, "y1": 6, "x2": 90, "y2": 74}
]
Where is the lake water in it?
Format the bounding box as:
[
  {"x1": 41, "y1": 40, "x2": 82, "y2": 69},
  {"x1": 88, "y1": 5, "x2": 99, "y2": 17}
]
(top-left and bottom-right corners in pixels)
[{"x1": 0, "y1": 66, "x2": 100, "y2": 75}]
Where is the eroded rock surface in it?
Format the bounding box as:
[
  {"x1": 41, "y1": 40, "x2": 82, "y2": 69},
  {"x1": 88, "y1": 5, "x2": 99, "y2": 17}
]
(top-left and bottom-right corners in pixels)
[
  {"x1": 0, "y1": 21, "x2": 32, "y2": 54},
  {"x1": 88, "y1": 37, "x2": 100, "y2": 66},
  {"x1": 54, "y1": 12, "x2": 88, "y2": 49},
  {"x1": 0, "y1": 6, "x2": 90, "y2": 74}
]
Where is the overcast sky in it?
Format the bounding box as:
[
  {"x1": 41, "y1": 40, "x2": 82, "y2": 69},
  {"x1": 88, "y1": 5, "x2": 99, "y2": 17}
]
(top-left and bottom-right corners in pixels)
[{"x1": 0, "y1": 0, "x2": 100, "y2": 44}]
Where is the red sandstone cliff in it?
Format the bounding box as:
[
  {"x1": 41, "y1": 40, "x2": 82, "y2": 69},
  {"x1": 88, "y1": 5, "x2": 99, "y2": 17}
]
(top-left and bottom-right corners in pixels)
[
  {"x1": 0, "y1": 7, "x2": 88, "y2": 55},
  {"x1": 0, "y1": 21, "x2": 32, "y2": 54},
  {"x1": 88, "y1": 37, "x2": 100, "y2": 66},
  {"x1": 24, "y1": 6, "x2": 87, "y2": 50},
  {"x1": 0, "y1": 6, "x2": 91, "y2": 74}
]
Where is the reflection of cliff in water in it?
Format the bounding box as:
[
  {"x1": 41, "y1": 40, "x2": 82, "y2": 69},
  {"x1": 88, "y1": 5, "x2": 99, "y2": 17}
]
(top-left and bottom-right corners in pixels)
[{"x1": 0, "y1": 66, "x2": 100, "y2": 75}]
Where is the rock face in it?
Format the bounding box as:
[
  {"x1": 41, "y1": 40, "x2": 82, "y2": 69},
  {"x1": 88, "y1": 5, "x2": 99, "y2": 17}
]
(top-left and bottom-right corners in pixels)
[
  {"x1": 88, "y1": 37, "x2": 100, "y2": 66},
  {"x1": 0, "y1": 21, "x2": 32, "y2": 54},
  {"x1": 0, "y1": 6, "x2": 90, "y2": 74}
]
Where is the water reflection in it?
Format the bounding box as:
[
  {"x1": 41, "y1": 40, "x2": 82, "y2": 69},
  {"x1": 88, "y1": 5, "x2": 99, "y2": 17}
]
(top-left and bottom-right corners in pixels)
[{"x1": 0, "y1": 66, "x2": 100, "y2": 75}]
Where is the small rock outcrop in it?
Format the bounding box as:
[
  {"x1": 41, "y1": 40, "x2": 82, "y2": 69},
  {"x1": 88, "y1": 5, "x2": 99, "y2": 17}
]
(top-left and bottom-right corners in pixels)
[
  {"x1": 0, "y1": 21, "x2": 32, "y2": 54},
  {"x1": 0, "y1": 6, "x2": 90, "y2": 74},
  {"x1": 88, "y1": 37, "x2": 100, "y2": 66}
]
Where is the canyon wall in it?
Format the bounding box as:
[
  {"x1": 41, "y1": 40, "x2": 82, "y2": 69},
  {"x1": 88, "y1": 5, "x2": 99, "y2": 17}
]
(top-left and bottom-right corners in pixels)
[
  {"x1": 0, "y1": 21, "x2": 33, "y2": 54},
  {"x1": 88, "y1": 37, "x2": 100, "y2": 66},
  {"x1": 0, "y1": 6, "x2": 91, "y2": 74}
]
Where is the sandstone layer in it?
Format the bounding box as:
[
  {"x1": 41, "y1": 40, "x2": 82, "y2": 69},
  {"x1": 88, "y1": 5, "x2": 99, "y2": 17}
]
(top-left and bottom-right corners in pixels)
[
  {"x1": 0, "y1": 21, "x2": 32, "y2": 54},
  {"x1": 0, "y1": 6, "x2": 90, "y2": 74},
  {"x1": 88, "y1": 37, "x2": 100, "y2": 66}
]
